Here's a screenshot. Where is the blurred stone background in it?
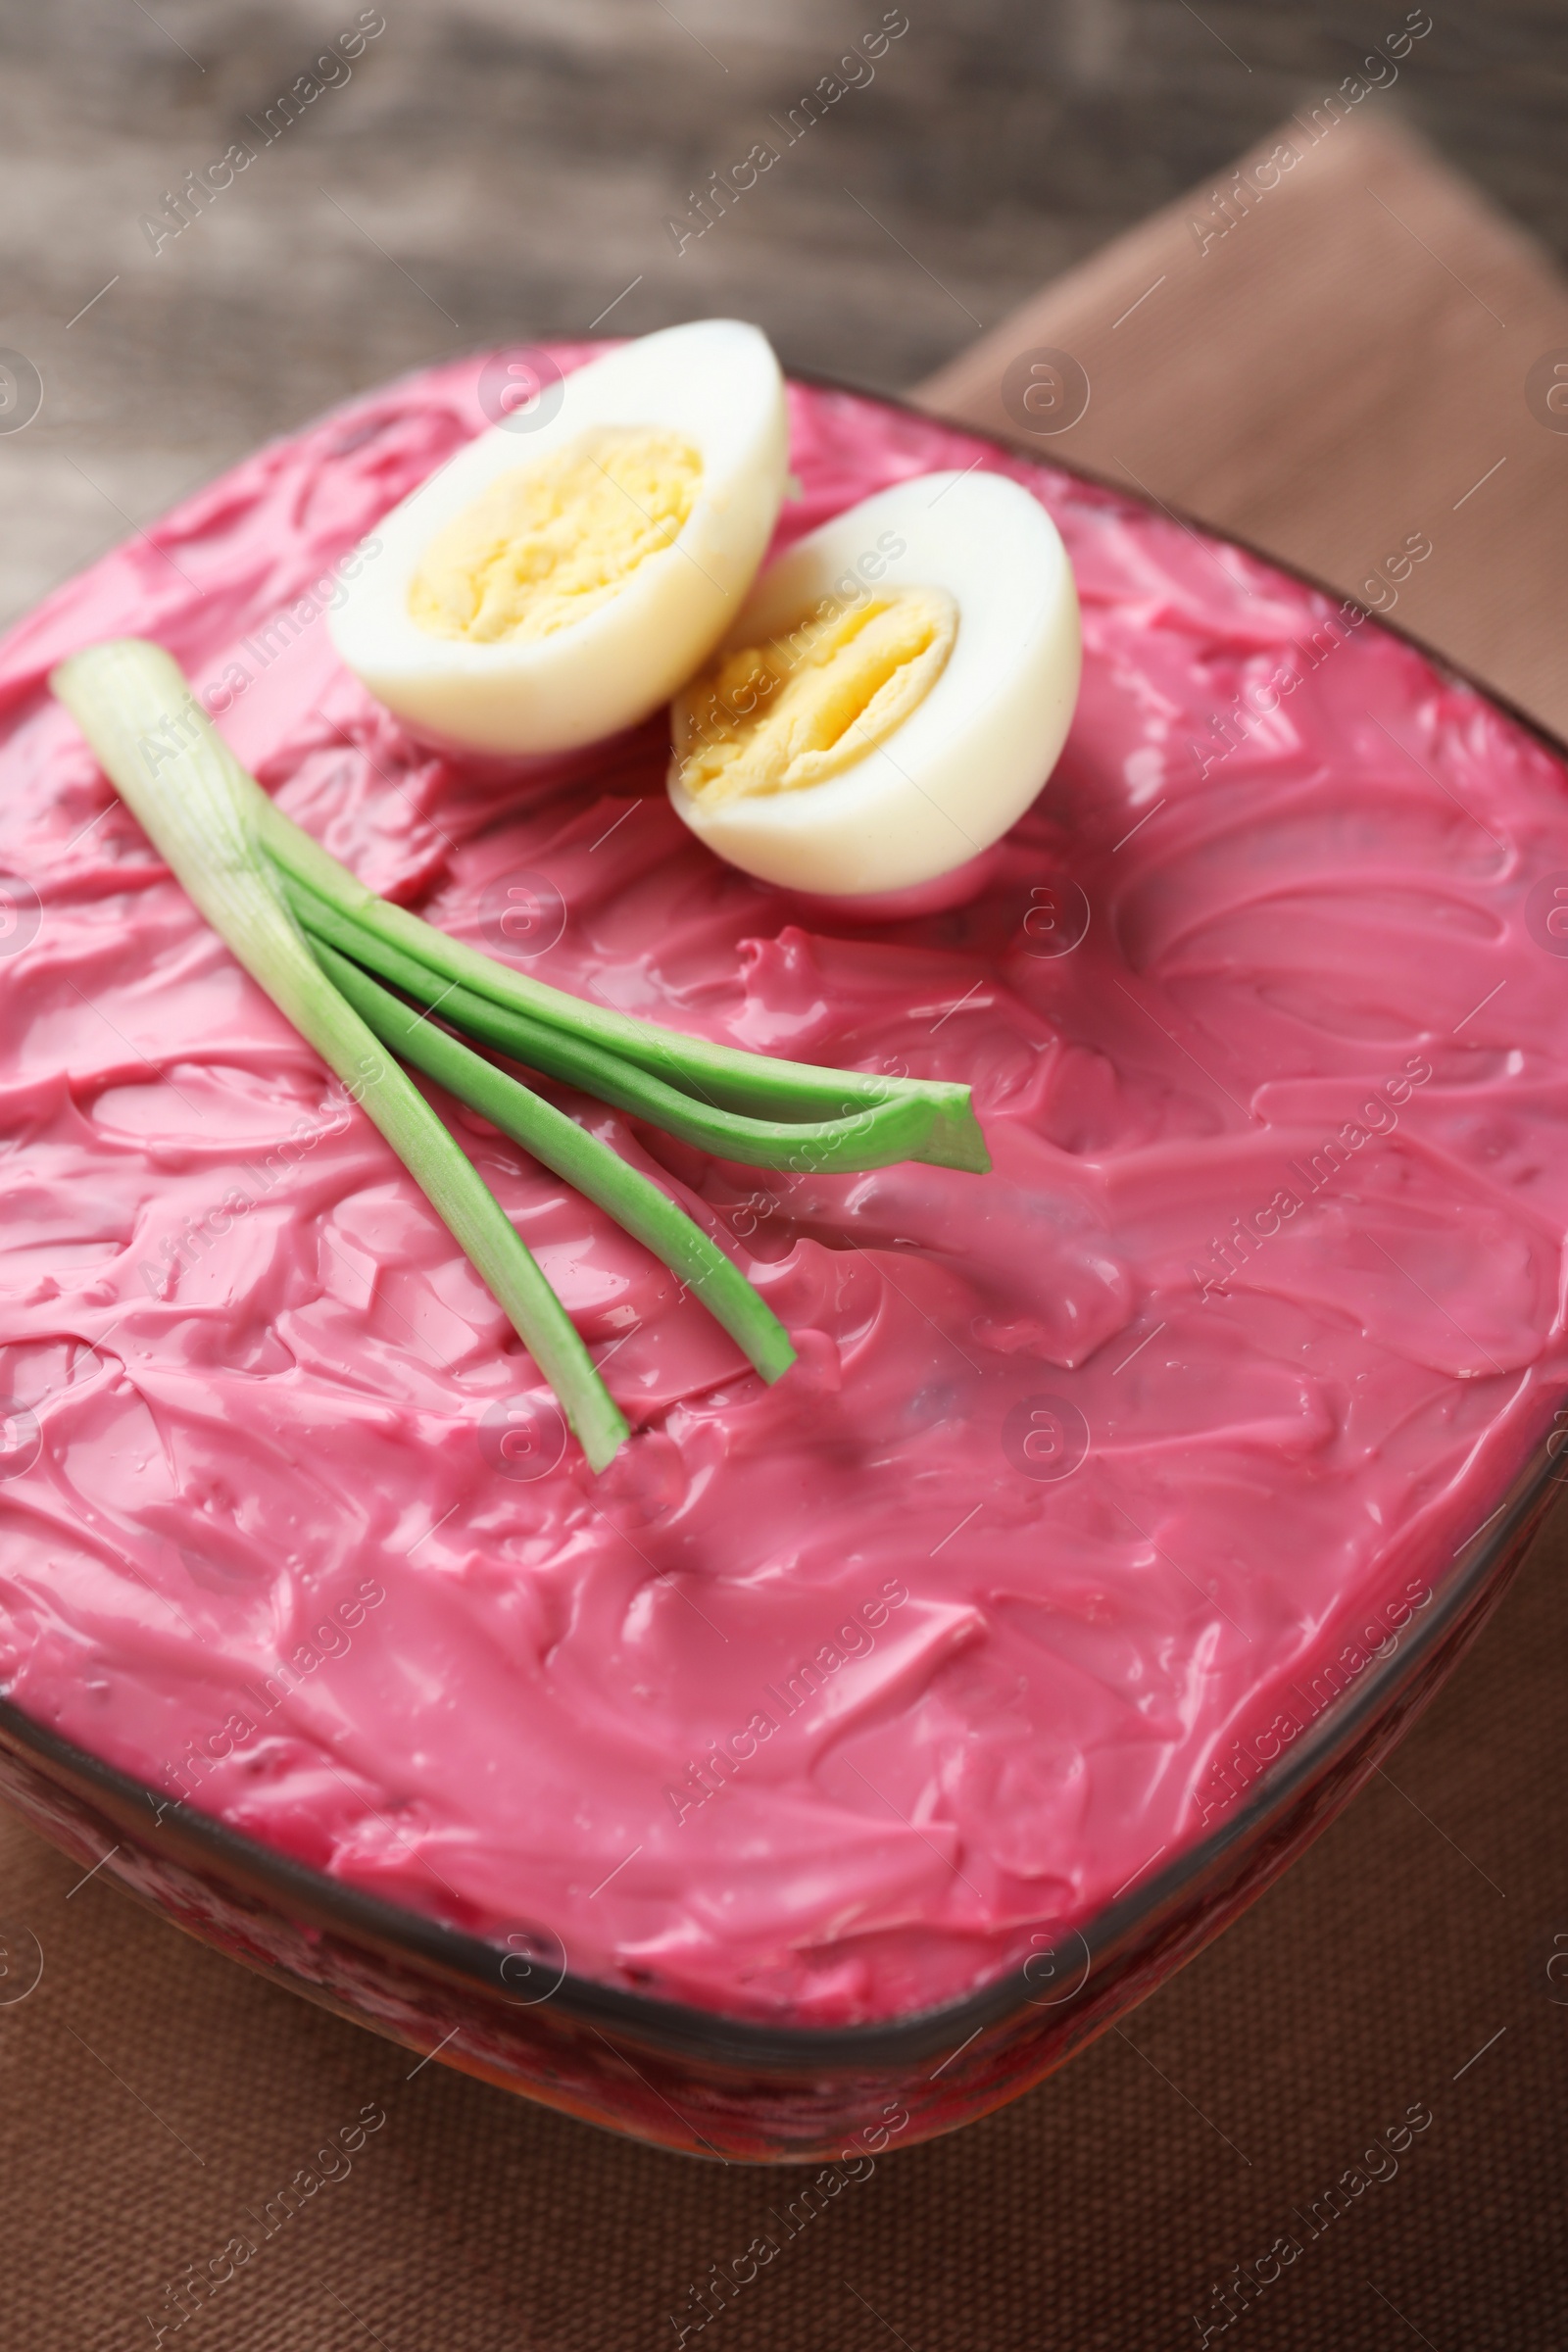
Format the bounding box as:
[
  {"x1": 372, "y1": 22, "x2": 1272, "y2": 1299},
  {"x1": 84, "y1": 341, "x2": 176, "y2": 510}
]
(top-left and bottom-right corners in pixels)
[{"x1": 1, "y1": 0, "x2": 1566, "y2": 628}]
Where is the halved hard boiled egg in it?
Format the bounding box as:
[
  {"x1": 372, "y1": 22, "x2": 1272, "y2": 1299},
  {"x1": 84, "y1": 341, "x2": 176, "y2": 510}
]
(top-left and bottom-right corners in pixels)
[
  {"x1": 329, "y1": 319, "x2": 788, "y2": 756},
  {"x1": 666, "y1": 471, "x2": 1081, "y2": 896}
]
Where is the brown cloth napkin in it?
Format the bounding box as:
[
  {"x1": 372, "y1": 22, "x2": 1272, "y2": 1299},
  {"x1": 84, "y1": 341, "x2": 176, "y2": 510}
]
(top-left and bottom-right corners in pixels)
[
  {"x1": 919, "y1": 110, "x2": 1568, "y2": 741},
  {"x1": 6, "y1": 117, "x2": 1568, "y2": 2352}
]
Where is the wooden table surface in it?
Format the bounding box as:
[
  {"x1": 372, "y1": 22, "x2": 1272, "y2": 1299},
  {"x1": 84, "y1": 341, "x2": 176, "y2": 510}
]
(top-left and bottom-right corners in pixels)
[
  {"x1": 3, "y1": 13, "x2": 1568, "y2": 2349},
  {"x1": 1, "y1": 0, "x2": 1564, "y2": 628}
]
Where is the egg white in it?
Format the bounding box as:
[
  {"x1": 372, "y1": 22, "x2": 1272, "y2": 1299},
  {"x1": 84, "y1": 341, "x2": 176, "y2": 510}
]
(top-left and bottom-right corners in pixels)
[
  {"x1": 329, "y1": 319, "x2": 788, "y2": 756},
  {"x1": 667, "y1": 470, "x2": 1082, "y2": 896}
]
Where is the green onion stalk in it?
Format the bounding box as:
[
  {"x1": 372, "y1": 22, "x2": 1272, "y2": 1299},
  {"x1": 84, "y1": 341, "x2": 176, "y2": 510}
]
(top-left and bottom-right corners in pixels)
[{"x1": 51, "y1": 639, "x2": 988, "y2": 1474}]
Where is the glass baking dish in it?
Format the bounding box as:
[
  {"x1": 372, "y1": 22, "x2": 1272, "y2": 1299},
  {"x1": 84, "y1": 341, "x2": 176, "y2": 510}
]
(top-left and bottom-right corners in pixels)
[{"x1": 1, "y1": 395, "x2": 1563, "y2": 2164}]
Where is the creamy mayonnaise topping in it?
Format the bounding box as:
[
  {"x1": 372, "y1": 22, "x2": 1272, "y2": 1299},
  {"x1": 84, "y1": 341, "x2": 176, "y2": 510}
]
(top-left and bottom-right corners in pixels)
[{"x1": 0, "y1": 353, "x2": 1563, "y2": 2024}]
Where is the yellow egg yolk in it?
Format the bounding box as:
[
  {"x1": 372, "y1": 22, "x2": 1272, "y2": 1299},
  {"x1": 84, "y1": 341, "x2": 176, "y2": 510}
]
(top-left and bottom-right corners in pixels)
[
  {"x1": 408, "y1": 426, "x2": 703, "y2": 643},
  {"x1": 673, "y1": 587, "x2": 958, "y2": 805}
]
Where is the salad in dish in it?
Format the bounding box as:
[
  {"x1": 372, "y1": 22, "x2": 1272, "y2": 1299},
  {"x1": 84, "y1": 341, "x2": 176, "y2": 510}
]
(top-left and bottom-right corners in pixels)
[{"x1": 0, "y1": 324, "x2": 1562, "y2": 2026}]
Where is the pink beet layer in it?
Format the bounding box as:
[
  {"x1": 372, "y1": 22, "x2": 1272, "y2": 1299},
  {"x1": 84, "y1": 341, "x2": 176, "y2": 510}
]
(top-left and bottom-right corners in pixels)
[{"x1": 0, "y1": 352, "x2": 1563, "y2": 2025}]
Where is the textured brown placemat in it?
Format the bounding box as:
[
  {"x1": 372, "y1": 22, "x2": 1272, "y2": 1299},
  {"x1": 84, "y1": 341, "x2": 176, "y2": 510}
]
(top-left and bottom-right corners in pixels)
[
  {"x1": 5, "y1": 115, "x2": 1568, "y2": 2352},
  {"x1": 918, "y1": 109, "x2": 1568, "y2": 742}
]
